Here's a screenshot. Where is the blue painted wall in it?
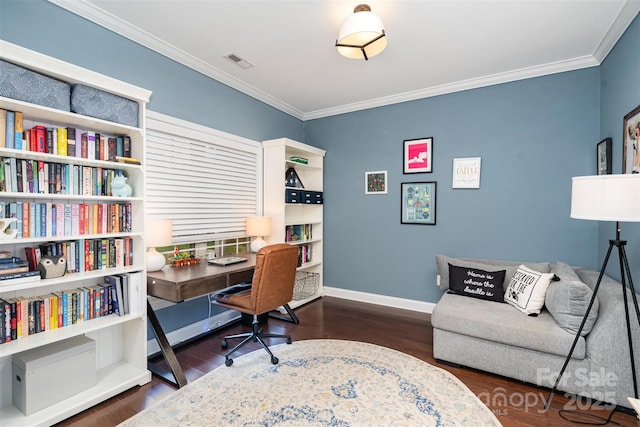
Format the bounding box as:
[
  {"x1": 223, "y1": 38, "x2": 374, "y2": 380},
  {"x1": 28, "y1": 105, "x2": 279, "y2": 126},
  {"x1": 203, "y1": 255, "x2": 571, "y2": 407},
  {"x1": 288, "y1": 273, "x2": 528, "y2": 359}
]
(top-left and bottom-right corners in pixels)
[
  {"x1": 599, "y1": 14, "x2": 640, "y2": 282},
  {"x1": 305, "y1": 70, "x2": 601, "y2": 302},
  {"x1": 1, "y1": 1, "x2": 638, "y2": 325}
]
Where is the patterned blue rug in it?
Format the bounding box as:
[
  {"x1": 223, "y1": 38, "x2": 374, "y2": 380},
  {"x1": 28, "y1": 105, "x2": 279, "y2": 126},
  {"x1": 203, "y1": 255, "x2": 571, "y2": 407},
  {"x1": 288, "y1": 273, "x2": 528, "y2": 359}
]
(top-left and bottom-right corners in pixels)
[{"x1": 120, "y1": 339, "x2": 501, "y2": 426}]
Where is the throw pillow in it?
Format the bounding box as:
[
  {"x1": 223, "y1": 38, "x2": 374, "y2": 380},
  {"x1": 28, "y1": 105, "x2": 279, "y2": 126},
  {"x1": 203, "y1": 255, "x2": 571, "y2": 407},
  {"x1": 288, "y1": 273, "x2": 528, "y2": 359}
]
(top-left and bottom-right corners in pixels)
[
  {"x1": 504, "y1": 265, "x2": 555, "y2": 315},
  {"x1": 447, "y1": 264, "x2": 506, "y2": 302},
  {"x1": 545, "y1": 262, "x2": 599, "y2": 336},
  {"x1": 435, "y1": 255, "x2": 551, "y2": 292}
]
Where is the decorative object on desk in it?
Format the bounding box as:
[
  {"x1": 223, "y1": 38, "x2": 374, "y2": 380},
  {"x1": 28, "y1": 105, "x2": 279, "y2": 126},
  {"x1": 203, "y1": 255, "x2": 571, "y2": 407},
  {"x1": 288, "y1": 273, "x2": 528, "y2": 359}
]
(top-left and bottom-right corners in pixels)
[
  {"x1": 336, "y1": 4, "x2": 387, "y2": 61},
  {"x1": 118, "y1": 340, "x2": 500, "y2": 427},
  {"x1": 597, "y1": 138, "x2": 612, "y2": 175},
  {"x1": 0, "y1": 218, "x2": 18, "y2": 239},
  {"x1": 146, "y1": 219, "x2": 172, "y2": 272},
  {"x1": 545, "y1": 174, "x2": 640, "y2": 410},
  {"x1": 400, "y1": 182, "x2": 436, "y2": 225},
  {"x1": 623, "y1": 105, "x2": 640, "y2": 174},
  {"x1": 365, "y1": 170, "x2": 387, "y2": 194},
  {"x1": 38, "y1": 255, "x2": 66, "y2": 279},
  {"x1": 452, "y1": 157, "x2": 481, "y2": 189},
  {"x1": 403, "y1": 137, "x2": 433, "y2": 174},
  {"x1": 285, "y1": 167, "x2": 304, "y2": 188},
  {"x1": 246, "y1": 216, "x2": 272, "y2": 252},
  {"x1": 111, "y1": 174, "x2": 133, "y2": 197}
]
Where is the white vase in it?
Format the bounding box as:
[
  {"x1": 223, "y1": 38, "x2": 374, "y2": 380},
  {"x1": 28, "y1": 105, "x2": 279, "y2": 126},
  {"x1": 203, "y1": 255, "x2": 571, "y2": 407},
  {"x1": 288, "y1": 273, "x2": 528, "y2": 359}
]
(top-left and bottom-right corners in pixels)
[{"x1": 0, "y1": 218, "x2": 18, "y2": 239}]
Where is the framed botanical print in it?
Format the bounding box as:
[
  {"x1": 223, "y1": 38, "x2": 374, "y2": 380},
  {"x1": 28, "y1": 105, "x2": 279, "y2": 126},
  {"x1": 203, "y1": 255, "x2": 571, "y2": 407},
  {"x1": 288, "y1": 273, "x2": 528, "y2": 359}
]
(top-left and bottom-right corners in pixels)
[
  {"x1": 623, "y1": 105, "x2": 640, "y2": 174},
  {"x1": 403, "y1": 137, "x2": 433, "y2": 174},
  {"x1": 365, "y1": 170, "x2": 387, "y2": 194},
  {"x1": 400, "y1": 182, "x2": 436, "y2": 225}
]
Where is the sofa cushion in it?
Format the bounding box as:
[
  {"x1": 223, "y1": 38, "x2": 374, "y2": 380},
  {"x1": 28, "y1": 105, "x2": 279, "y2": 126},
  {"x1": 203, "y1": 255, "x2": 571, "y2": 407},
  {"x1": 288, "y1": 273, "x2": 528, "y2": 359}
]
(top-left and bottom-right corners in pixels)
[
  {"x1": 432, "y1": 292, "x2": 586, "y2": 359},
  {"x1": 545, "y1": 262, "x2": 599, "y2": 336},
  {"x1": 447, "y1": 264, "x2": 506, "y2": 302},
  {"x1": 436, "y1": 255, "x2": 551, "y2": 292},
  {"x1": 504, "y1": 265, "x2": 554, "y2": 315}
]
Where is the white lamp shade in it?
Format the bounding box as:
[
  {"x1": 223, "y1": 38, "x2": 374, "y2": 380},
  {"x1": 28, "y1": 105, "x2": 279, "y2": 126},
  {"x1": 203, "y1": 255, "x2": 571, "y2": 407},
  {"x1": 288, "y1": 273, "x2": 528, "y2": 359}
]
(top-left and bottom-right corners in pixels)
[
  {"x1": 571, "y1": 174, "x2": 640, "y2": 222},
  {"x1": 246, "y1": 216, "x2": 272, "y2": 237},
  {"x1": 336, "y1": 5, "x2": 387, "y2": 60},
  {"x1": 146, "y1": 219, "x2": 172, "y2": 248}
]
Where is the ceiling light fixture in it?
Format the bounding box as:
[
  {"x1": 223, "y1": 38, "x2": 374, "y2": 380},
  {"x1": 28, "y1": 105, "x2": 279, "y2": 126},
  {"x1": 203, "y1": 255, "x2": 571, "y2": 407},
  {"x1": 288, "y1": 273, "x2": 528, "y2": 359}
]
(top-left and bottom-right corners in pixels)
[{"x1": 336, "y1": 4, "x2": 387, "y2": 61}]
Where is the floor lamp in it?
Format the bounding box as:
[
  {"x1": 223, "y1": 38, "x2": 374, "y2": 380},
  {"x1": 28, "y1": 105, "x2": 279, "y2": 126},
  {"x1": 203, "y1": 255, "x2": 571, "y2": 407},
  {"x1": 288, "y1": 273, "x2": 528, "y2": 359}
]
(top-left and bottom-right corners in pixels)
[{"x1": 545, "y1": 174, "x2": 640, "y2": 410}]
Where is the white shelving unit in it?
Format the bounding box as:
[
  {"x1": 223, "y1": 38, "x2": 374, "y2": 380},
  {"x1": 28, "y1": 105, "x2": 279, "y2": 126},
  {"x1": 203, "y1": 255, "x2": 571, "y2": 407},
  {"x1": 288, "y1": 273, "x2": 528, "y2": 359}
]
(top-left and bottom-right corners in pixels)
[
  {"x1": 263, "y1": 138, "x2": 325, "y2": 308},
  {"x1": 0, "y1": 41, "x2": 151, "y2": 426}
]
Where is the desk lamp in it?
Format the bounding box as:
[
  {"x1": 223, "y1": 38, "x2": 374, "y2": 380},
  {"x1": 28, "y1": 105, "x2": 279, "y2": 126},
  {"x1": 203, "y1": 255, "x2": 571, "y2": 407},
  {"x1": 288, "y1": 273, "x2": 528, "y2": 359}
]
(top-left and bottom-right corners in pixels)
[
  {"x1": 246, "y1": 216, "x2": 272, "y2": 253},
  {"x1": 146, "y1": 219, "x2": 172, "y2": 272},
  {"x1": 545, "y1": 174, "x2": 640, "y2": 409}
]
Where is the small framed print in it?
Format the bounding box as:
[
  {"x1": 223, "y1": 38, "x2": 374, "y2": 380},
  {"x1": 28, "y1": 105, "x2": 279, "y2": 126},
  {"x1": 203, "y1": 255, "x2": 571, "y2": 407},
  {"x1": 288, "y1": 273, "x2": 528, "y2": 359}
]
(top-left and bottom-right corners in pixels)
[
  {"x1": 597, "y1": 138, "x2": 612, "y2": 175},
  {"x1": 365, "y1": 170, "x2": 387, "y2": 194},
  {"x1": 623, "y1": 105, "x2": 640, "y2": 174},
  {"x1": 403, "y1": 137, "x2": 433, "y2": 174},
  {"x1": 401, "y1": 182, "x2": 436, "y2": 225},
  {"x1": 452, "y1": 157, "x2": 481, "y2": 188}
]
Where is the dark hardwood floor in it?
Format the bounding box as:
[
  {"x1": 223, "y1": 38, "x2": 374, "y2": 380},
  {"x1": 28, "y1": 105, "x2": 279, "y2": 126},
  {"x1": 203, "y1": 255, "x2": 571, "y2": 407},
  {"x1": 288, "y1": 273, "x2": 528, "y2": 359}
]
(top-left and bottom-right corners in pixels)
[{"x1": 57, "y1": 296, "x2": 637, "y2": 427}]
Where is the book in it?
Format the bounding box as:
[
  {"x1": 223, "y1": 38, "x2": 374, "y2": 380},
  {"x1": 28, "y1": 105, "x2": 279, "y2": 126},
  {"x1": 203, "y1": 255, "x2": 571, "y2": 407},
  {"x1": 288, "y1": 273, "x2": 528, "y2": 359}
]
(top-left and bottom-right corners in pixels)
[
  {"x1": 66, "y1": 127, "x2": 76, "y2": 157},
  {"x1": 14, "y1": 111, "x2": 23, "y2": 150},
  {"x1": 5, "y1": 110, "x2": 15, "y2": 149},
  {"x1": 104, "y1": 275, "x2": 123, "y2": 316},
  {"x1": 57, "y1": 127, "x2": 67, "y2": 156},
  {"x1": 108, "y1": 156, "x2": 141, "y2": 165},
  {"x1": 0, "y1": 109, "x2": 6, "y2": 148}
]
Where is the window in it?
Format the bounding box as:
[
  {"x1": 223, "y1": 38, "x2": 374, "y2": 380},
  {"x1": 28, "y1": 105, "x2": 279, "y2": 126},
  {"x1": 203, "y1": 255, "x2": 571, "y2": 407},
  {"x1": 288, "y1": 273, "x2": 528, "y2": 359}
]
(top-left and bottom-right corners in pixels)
[{"x1": 145, "y1": 111, "x2": 262, "y2": 253}]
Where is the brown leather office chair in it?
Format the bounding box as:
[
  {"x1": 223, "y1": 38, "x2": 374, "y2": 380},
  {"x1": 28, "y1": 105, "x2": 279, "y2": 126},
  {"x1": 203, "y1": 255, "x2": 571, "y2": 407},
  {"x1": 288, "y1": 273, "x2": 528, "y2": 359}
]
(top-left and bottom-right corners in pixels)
[{"x1": 213, "y1": 243, "x2": 299, "y2": 366}]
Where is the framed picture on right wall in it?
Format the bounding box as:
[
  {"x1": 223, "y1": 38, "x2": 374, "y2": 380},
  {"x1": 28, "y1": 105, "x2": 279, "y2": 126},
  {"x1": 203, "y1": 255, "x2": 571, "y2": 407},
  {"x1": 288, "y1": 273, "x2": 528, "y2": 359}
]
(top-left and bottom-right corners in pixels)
[{"x1": 623, "y1": 105, "x2": 640, "y2": 174}]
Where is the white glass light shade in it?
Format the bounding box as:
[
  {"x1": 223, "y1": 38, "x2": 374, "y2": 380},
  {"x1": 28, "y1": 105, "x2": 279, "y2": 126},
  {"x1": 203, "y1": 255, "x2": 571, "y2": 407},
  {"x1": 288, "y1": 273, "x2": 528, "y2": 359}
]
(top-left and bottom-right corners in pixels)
[
  {"x1": 246, "y1": 216, "x2": 272, "y2": 253},
  {"x1": 336, "y1": 4, "x2": 387, "y2": 60},
  {"x1": 146, "y1": 219, "x2": 172, "y2": 271},
  {"x1": 571, "y1": 175, "x2": 640, "y2": 222}
]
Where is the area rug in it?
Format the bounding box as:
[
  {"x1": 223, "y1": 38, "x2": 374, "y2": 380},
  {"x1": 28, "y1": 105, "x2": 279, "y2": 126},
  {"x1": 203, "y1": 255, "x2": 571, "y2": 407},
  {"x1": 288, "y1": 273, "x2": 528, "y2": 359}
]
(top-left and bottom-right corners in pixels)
[{"x1": 120, "y1": 339, "x2": 501, "y2": 426}]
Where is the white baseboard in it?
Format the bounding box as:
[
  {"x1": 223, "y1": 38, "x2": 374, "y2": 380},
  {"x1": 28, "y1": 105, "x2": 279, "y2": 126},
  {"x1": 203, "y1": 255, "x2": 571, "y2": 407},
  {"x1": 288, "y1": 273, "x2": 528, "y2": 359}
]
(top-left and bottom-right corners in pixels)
[
  {"x1": 323, "y1": 286, "x2": 436, "y2": 314},
  {"x1": 147, "y1": 309, "x2": 240, "y2": 356}
]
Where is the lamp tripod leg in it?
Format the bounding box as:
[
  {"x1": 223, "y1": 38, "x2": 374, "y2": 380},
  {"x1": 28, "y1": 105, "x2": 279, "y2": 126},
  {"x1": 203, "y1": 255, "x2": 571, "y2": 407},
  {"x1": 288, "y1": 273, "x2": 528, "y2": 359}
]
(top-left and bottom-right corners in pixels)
[{"x1": 619, "y1": 245, "x2": 640, "y2": 399}]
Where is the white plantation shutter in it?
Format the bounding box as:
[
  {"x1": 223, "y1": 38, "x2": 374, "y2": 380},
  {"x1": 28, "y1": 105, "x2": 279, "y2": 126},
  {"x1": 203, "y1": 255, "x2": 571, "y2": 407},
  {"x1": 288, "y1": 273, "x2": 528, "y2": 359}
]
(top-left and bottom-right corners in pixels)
[{"x1": 146, "y1": 111, "x2": 262, "y2": 244}]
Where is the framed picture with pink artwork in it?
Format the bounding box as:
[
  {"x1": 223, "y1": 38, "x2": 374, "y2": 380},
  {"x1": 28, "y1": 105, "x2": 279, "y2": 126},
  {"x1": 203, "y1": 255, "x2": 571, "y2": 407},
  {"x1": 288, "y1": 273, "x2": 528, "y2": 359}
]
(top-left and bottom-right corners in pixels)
[{"x1": 403, "y1": 137, "x2": 433, "y2": 174}]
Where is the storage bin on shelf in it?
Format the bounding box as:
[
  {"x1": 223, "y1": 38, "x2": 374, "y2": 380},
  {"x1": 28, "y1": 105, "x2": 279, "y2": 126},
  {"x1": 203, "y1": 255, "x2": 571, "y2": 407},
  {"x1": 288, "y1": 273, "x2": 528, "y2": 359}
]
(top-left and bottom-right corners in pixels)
[{"x1": 293, "y1": 271, "x2": 320, "y2": 300}]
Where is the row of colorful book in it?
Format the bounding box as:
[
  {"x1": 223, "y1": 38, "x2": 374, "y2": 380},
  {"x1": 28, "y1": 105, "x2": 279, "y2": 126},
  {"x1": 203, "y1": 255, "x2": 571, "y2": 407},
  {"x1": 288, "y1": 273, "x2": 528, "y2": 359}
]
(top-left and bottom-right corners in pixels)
[
  {"x1": 1, "y1": 108, "x2": 132, "y2": 160},
  {"x1": 0, "y1": 272, "x2": 139, "y2": 344},
  {"x1": 0, "y1": 201, "x2": 132, "y2": 239},
  {"x1": 24, "y1": 237, "x2": 134, "y2": 274},
  {"x1": 0, "y1": 256, "x2": 40, "y2": 285},
  {"x1": 0, "y1": 157, "x2": 130, "y2": 196},
  {"x1": 285, "y1": 224, "x2": 313, "y2": 242},
  {"x1": 297, "y1": 244, "x2": 312, "y2": 267}
]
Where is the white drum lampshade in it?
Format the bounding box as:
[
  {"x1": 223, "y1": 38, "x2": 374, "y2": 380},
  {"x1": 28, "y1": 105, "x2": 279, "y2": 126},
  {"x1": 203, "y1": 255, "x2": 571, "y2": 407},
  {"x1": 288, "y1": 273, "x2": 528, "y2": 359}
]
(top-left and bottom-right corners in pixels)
[
  {"x1": 571, "y1": 175, "x2": 640, "y2": 222},
  {"x1": 146, "y1": 219, "x2": 172, "y2": 272},
  {"x1": 246, "y1": 216, "x2": 272, "y2": 253}
]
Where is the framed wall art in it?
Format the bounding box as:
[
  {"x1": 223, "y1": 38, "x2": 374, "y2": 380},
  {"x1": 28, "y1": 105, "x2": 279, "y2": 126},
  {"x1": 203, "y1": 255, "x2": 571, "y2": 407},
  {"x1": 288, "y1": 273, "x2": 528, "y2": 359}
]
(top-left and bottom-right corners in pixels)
[
  {"x1": 597, "y1": 138, "x2": 612, "y2": 175},
  {"x1": 365, "y1": 170, "x2": 388, "y2": 194},
  {"x1": 403, "y1": 137, "x2": 433, "y2": 174},
  {"x1": 400, "y1": 182, "x2": 436, "y2": 225},
  {"x1": 452, "y1": 157, "x2": 481, "y2": 188},
  {"x1": 623, "y1": 105, "x2": 640, "y2": 174}
]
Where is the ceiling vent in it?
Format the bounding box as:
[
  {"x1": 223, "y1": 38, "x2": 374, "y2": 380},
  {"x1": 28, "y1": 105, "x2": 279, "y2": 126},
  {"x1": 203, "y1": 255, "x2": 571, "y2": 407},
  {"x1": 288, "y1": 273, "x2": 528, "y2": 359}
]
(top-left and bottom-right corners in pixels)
[{"x1": 224, "y1": 52, "x2": 254, "y2": 69}]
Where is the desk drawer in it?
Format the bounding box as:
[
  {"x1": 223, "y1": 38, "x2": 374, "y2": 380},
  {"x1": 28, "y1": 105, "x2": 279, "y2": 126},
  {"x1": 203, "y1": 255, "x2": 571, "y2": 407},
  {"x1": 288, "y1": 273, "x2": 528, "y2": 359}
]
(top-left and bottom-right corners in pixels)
[{"x1": 229, "y1": 269, "x2": 254, "y2": 286}]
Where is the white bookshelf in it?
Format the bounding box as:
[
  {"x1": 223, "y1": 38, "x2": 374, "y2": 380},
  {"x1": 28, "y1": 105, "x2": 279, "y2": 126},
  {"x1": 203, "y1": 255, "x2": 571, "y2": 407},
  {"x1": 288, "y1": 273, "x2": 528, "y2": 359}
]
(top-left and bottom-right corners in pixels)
[
  {"x1": 0, "y1": 41, "x2": 151, "y2": 426},
  {"x1": 263, "y1": 138, "x2": 325, "y2": 308}
]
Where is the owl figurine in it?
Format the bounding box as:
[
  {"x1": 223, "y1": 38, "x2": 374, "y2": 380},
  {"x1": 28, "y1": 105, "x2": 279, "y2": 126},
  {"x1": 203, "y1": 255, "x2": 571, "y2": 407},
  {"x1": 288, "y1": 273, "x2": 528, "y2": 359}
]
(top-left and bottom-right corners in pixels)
[{"x1": 38, "y1": 255, "x2": 67, "y2": 279}]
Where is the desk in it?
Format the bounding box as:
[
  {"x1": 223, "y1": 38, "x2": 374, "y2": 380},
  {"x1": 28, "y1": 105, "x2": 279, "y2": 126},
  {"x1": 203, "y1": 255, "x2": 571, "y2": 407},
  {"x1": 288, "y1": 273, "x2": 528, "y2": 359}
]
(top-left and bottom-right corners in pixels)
[{"x1": 146, "y1": 254, "x2": 256, "y2": 387}]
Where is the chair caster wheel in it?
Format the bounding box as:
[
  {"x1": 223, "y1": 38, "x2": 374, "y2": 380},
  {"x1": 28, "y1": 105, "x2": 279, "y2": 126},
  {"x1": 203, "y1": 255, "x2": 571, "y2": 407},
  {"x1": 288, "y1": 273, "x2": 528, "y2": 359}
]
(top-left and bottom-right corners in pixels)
[
  {"x1": 286, "y1": 337, "x2": 292, "y2": 344},
  {"x1": 271, "y1": 356, "x2": 279, "y2": 365},
  {"x1": 225, "y1": 358, "x2": 233, "y2": 367},
  {"x1": 221, "y1": 340, "x2": 228, "y2": 349}
]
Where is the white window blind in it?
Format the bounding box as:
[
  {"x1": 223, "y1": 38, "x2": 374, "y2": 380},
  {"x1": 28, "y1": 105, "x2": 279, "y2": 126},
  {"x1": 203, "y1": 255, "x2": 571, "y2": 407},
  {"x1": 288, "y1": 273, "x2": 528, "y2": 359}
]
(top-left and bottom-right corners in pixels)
[{"x1": 146, "y1": 111, "x2": 262, "y2": 244}]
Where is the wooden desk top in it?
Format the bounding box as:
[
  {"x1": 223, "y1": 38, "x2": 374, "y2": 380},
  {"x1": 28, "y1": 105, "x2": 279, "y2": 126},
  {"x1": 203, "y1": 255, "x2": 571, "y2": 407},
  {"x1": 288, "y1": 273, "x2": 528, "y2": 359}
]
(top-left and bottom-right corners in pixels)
[{"x1": 147, "y1": 253, "x2": 256, "y2": 302}]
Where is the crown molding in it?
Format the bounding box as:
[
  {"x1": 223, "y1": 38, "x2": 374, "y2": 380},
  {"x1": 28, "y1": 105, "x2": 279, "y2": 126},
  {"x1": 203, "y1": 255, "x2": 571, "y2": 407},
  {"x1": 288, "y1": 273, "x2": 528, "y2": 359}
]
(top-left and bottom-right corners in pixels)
[
  {"x1": 593, "y1": 0, "x2": 640, "y2": 62},
  {"x1": 47, "y1": 0, "x2": 305, "y2": 120},
  {"x1": 304, "y1": 55, "x2": 600, "y2": 120}
]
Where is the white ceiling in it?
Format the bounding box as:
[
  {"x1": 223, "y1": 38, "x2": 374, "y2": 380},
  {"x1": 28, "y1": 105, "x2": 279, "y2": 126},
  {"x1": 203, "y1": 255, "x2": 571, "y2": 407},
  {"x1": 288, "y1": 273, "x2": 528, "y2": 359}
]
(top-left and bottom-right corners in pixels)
[{"x1": 50, "y1": 0, "x2": 640, "y2": 120}]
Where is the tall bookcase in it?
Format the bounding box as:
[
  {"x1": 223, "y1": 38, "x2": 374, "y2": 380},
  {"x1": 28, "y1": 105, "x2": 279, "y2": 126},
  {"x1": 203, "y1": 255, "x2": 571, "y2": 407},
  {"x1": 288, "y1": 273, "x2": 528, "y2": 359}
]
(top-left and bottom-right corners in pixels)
[
  {"x1": 0, "y1": 42, "x2": 151, "y2": 426},
  {"x1": 263, "y1": 138, "x2": 325, "y2": 308}
]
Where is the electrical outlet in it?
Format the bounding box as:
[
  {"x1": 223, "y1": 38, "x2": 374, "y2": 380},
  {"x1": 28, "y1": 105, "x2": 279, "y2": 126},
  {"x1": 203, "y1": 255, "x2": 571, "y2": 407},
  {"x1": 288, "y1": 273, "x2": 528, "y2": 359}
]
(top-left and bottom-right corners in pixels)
[{"x1": 436, "y1": 274, "x2": 441, "y2": 288}]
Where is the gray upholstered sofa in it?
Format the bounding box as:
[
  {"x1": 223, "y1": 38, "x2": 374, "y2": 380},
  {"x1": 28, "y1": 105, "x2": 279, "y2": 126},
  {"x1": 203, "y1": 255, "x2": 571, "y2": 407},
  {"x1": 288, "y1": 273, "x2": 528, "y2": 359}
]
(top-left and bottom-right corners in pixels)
[{"x1": 431, "y1": 255, "x2": 640, "y2": 409}]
